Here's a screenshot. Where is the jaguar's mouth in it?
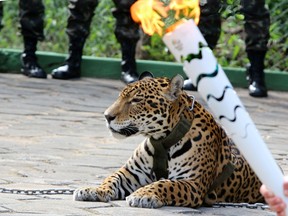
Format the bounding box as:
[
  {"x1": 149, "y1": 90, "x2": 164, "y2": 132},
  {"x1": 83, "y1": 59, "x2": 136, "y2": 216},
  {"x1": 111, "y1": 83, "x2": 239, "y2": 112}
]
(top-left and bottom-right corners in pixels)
[{"x1": 109, "y1": 125, "x2": 139, "y2": 137}]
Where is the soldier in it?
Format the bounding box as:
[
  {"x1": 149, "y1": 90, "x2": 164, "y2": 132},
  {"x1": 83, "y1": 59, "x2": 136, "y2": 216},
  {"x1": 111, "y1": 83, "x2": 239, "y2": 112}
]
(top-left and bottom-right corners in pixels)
[
  {"x1": 19, "y1": 0, "x2": 139, "y2": 83},
  {"x1": 0, "y1": 1, "x2": 3, "y2": 32},
  {"x1": 52, "y1": 0, "x2": 139, "y2": 83},
  {"x1": 19, "y1": 0, "x2": 46, "y2": 78},
  {"x1": 19, "y1": 0, "x2": 99, "y2": 80},
  {"x1": 183, "y1": 0, "x2": 270, "y2": 97},
  {"x1": 51, "y1": 0, "x2": 99, "y2": 80},
  {"x1": 111, "y1": 0, "x2": 140, "y2": 84}
]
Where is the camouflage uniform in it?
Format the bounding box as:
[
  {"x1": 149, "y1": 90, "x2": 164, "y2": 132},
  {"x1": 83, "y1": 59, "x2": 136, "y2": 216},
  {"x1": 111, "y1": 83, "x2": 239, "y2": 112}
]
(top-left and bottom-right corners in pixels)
[
  {"x1": 66, "y1": 0, "x2": 99, "y2": 43},
  {"x1": 18, "y1": 0, "x2": 47, "y2": 78},
  {"x1": 66, "y1": 0, "x2": 141, "y2": 45},
  {"x1": 111, "y1": 0, "x2": 140, "y2": 83},
  {"x1": 192, "y1": 0, "x2": 270, "y2": 96},
  {"x1": 66, "y1": 0, "x2": 139, "y2": 45},
  {"x1": 18, "y1": 0, "x2": 136, "y2": 49},
  {"x1": 199, "y1": 0, "x2": 270, "y2": 51},
  {"x1": 198, "y1": 0, "x2": 222, "y2": 50},
  {"x1": 111, "y1": 0, "x2": 140, "y2": 42},
  {"x1": 19, "y1": 0, "x2": 45, "y2": 41},
  {"x1": 50, "y1": 0, "x2": 99, "y2": 79},
  {"x1": 0, "y1": 1, "x2": 3, "y2": 31},
  {"x1": 240, "y1": 0, "x2": 270, "y2": 51},
  {"x1": 19, "y1": 0, "x2": 99, "y2": 42}
]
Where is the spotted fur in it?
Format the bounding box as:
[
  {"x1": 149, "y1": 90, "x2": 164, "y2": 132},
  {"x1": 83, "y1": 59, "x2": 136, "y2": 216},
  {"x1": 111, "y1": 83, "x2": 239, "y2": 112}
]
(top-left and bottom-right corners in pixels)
[{"x1": 73, "y1": 72, "x2": 264, "y2": 208}]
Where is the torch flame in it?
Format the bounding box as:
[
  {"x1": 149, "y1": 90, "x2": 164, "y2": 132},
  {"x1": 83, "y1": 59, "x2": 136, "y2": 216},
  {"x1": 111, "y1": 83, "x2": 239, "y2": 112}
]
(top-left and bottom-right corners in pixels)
[
  {"x1": 169, "y1": 0, "x2": 200, "y2": 24},
  {"x1": 130, "y1": 0, "x2": 168, "y2": 36},
  {"x1": 130, "y1": 0, "x2": 200, "y2": 36}
]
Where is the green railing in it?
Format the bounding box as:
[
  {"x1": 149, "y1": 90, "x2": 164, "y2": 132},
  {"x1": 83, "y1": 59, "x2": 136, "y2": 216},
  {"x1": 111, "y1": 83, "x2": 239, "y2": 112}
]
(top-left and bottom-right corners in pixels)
[{"x1": 1, "y1": 48, "x2": 287, "y2": 91}]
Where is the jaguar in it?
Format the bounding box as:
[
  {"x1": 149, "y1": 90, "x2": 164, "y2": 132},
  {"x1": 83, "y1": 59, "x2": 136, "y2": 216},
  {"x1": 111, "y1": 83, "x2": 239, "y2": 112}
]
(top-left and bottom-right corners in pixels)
[{"x1": 73, "y1": 71, "x2": 264, "y2": 208}]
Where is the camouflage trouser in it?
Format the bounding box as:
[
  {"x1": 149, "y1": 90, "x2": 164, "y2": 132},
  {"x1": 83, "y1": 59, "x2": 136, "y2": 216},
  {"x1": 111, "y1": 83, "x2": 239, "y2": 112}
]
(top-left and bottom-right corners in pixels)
[
  {"x1": 199, "y1": 0, "x2": 270, "y2": 51},
  {"x1": 112, "y1": 0, "x2": 140, "y2": 43},
  {"x1": 19, "y1": 0, "x2": 99, "y2": 42},
  {"x1": 66, "y1": 0, "x2": 139, "y2": 43},
  {"x1": 18, "y1": 0, "x2": 136, "y2": 49},
  {"x1": 198, "y1": 0, "x2": 222, "y2": 50},
  {"x1": 18, "y1": 0, "x2": 136, "y2": 43},
  {"x1": 66, "y1": 0, "x2": 99, "y2": 41},
  {"x1": 66, "y1": 0, "x2": 140, "y2": 44},
  {"x1": 19, "y1": 0, "x2": 45, "y2": 41},
  {"x1": 0, "y1": 1, "x2": 3, "y2": 31},
  {"x1": 112, "y1": 0, "x2": 270, "y2": 51}
]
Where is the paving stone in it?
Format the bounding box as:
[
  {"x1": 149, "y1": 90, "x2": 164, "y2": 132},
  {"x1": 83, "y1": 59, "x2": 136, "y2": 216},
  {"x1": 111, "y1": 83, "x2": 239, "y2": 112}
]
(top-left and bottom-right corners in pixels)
[{"x1": 1, "y1": 73, "x2": 286, "y2": 216}]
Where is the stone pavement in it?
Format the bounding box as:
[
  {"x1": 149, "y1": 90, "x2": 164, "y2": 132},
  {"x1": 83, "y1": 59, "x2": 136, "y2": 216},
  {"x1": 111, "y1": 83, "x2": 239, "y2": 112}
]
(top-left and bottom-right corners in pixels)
[{"x1": 0, "y1": 73, "x2": 288, "y2": 216}]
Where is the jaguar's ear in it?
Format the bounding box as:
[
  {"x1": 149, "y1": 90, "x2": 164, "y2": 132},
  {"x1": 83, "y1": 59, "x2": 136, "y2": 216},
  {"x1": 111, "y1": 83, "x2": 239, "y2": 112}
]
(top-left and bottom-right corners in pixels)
[
  {"x1": 166, "y1": 74, "x2": 184, "y2": 100},
  {"x1": 139, "y1": 71, "x2": 154, "y2": 80}
]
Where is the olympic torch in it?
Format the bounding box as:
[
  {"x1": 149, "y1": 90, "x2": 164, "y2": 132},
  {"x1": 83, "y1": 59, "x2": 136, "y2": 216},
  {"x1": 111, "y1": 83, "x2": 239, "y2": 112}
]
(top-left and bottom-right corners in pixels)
[{"x1": 131, "y1": 0, "x2": 288, "y2": 214}]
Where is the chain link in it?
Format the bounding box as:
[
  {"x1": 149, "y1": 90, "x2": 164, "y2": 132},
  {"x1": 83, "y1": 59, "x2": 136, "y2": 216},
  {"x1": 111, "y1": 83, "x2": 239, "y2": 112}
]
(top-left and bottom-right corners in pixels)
[
  {"x1": 0, "y1": 187, "x2": 270, "y2": 210},
  {"x1": 0, "y1": 187, "x2": 74, "y2": 195},
  {"x1": 213, "y1": 202, "x2": 270, "y2": 210}
]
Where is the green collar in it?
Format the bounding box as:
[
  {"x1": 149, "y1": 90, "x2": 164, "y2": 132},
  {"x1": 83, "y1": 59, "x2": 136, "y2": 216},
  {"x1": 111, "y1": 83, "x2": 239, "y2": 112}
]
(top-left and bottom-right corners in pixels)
[
  {"x1": 149, "y1": 95, "x2": 235, "y2": 190},
  {"x1": 150, "y1": 114, "x2": 193, "y2": 180}
]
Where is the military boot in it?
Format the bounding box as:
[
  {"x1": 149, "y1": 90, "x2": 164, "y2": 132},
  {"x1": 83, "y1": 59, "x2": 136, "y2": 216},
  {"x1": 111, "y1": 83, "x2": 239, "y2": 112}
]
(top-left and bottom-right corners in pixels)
[
  {"x1": 120, "y1": 39, "x2": 139, "y2": 84},
  {"x1": 246, "y1": 50, "x2": 268, "y2": 97},
  {"x1": 21, "y1": 37, "x2": 47, "y2": 79},
  {"x1": 51, "y1": 37, "x2": 85, "y2": 80}
]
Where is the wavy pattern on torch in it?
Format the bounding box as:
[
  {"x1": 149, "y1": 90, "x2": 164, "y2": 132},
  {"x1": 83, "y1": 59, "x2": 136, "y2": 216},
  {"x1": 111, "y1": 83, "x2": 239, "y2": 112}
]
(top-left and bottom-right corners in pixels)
[
  {"x1": 181, "y1": 42, "x2": 207, "y2": 63},
  {"x1": 242, "y1": 123, "x2": 251, "y2": 139},
  {"x1": 219, "y1": 105, "x2": 243, "y2": 122},
  {"x1": 195, "y1": 64, "x2": 219, "y2": 87},
  {"x1": 207, "y1": 85, "x2": 233, "y2": 102},
  {"x1": 230, "y1": 123, "x2": 251, "y2": 139}
]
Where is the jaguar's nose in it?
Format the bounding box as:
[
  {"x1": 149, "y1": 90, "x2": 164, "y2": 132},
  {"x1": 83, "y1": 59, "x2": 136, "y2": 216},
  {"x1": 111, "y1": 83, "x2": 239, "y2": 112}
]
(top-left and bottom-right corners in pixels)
[{"x1": 104, "y1": 114, "x2": 116, "y2": 124}]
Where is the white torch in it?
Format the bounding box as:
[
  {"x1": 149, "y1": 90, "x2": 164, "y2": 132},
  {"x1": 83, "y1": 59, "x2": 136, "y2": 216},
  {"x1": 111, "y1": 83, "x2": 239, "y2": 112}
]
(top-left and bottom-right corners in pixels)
[
  {"x1": 131, "y1": 0, "x2": 288, "y2": 214},
  {"x1": 162, "y1": 19, "x2": 288, "y2": 211}
]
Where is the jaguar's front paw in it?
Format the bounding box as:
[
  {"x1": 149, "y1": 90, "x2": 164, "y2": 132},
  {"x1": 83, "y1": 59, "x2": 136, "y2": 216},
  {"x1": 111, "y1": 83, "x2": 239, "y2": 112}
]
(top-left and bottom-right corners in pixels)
[
  {"x1": 73, "y1": 187, "x2": 112, "y2": 202},
  {"x1": 126, "y1": 193, "x2": 164, "y2": 208}
]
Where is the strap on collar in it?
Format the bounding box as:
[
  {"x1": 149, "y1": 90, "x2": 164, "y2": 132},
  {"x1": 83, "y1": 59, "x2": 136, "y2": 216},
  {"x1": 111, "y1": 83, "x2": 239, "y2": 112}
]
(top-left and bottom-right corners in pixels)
[
  {"x1": 208, "y1": 162, "x2": 235, "y2": 193},
  {"x1": 150, "y1": 114, "x2": 193, "y2": 180}
]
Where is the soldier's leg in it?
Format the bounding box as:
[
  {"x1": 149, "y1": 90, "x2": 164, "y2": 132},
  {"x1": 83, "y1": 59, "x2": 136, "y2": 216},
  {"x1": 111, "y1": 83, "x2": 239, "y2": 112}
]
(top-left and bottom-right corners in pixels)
[
  {"x1": 198, "y1": 0, "x2": 222, "y2": 49},
  {"x1": 0, "y1": 1, "x2": 3, "y2": 31},
  {"x1": 112, "y1": 0, "x2": 140, "y2": 84},
  {"x1": 241, "y1": 0, "x2": 270, "y2": 97},
  {"x1": 19, "y1": 0, "x2": 46, "y2": 78},
  {"x1": 183, "y1": 0, "x2": 221, "y2": 90},
  {"x1": 51, "y1": 0, "x2": 98, "y2": 80}
]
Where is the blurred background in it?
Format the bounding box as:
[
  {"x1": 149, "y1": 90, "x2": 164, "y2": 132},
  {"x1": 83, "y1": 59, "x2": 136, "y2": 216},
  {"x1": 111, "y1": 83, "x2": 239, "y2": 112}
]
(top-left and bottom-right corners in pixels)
[{"x1": 0, "y1": 0, "x2": 287, "y2": 72}]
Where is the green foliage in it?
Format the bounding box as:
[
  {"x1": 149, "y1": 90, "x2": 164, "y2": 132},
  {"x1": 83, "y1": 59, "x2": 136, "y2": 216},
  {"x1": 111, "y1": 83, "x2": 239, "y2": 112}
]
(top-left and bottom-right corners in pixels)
[
  {"x1": 0, "y1": 0, "x2": 287, "y2": 72},
  {"x1": 0, "y1": 0, "x2": 119, "y2": 57},
  {"x1": 265, "y1": 0, "x2": 288, "y2": 71},
  {"x1": 142, "y1": 34, "x2": 174, "y2": 62},
  {"x1": 215, "y1": 0, "x2": 288, "y2": 72}
]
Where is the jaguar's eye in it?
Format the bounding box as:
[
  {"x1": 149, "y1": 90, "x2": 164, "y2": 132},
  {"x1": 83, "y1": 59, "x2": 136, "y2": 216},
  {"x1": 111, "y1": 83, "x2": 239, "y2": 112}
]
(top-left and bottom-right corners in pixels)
[{"x1": 131, "y1": 98, "x2": 142, "y2": 104}]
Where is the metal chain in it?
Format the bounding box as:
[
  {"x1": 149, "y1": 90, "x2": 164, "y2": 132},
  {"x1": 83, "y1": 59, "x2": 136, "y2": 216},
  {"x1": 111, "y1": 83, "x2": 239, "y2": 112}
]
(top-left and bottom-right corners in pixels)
[
  {"x1": 0, "y1": 187, "x2": 74, "y2": 195},
  {"x1": 0, "y1": 187, "x2": 270, "y2": 210},
  {"x1": 213, "y1": 202, "x2": 270, "y2": 210}
]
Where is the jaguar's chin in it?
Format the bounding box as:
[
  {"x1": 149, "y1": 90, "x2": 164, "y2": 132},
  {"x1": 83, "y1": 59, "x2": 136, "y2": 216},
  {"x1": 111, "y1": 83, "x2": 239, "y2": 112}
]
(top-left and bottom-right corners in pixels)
[{"x1": 109, "y1": 125, "x2": 139, "y2": 139}]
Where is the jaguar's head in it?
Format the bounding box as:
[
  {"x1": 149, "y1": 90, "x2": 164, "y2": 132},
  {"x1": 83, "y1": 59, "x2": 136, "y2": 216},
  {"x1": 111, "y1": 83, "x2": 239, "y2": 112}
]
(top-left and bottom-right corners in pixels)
[{"x1": 104, "y1": 71, "x2": 185, "y2": 140}]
